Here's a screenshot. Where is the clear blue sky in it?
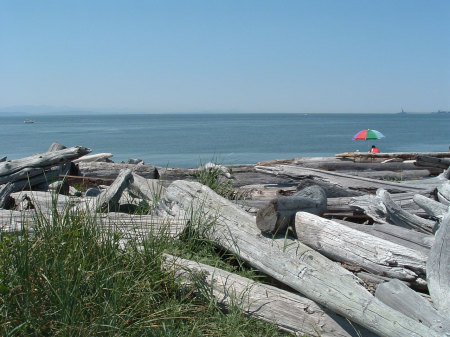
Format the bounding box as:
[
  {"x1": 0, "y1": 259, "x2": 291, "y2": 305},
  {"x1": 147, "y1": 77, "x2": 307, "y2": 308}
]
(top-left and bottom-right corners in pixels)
[{"x1": 1, "y1": 0, "x2": 449, "y2": 113}]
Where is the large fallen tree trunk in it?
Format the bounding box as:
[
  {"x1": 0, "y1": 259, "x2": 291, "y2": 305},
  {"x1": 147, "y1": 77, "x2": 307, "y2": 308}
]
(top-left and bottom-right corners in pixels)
[
  {"x1": 335, "y1": 151, "x2": 450, "y2": 160},
  {"x1": 426, "y1": 213, "x2": 450, "y2": 316},
  {"x1": 255, "y1": 165, "x2": 433, "y2": 194},
  {"x1": 294, "y1": 212, "x2": 427, "y2": 281},
  {"x1": 0, "y1": 209, "x2": 186, "y2": 242},
  {"x1": 377, "y1": 189, "x2": 435, "y2": 233},
  {"x1": 163, "y1": 254, "x2": 376, "y2": 337},
  {"x1": 375, "y1": 279, "x2": 450, "y2": 334},
  {"x1": 413, "y1": 194, "x2": 448, "y2": 219},
  {"x1": 256, "y1": 186, "x2": 327, "y2": 234},
  {"x1": 0, "y1": 146, "x2": 91, "y2": 177},
  {"x1": 75, "y1": 161, "x2": 159, "y2": 180},
  {"x1": 159, "y1": 180, "x2": 440, "y2": 337},
  {"x1": 349, "y1": 190, "x2": 436, "y2": 233},
  {"x1": 334, "y1": 219, "x2": 433, "y2": 254},
  {"x1": 415, "y1": 155, "x2": 450, "y2": 169}
]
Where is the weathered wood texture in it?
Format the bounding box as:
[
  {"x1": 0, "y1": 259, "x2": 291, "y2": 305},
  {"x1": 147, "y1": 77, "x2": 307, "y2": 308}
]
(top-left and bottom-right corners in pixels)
[
  {"x1": 159, "y1": 180, "x2": 440, "y2": 337},
  {"x1": 294, "y1": 212, "x2": 427, "y2": 281},
  {"x1": 336, "y1": 151, "x2": 450, "y2": 160},
  {"x1": 128, "y1": 173, "x2": 165, "y2": 205},
  {"x1": 294, "y1": 177, "x2": 363, "y2": 197},
  {"x1": 0, "y1": 208, "x2": 185, "y2": 239},
  {"x1": 378, "y1": 189, "x2": 435, "y2": 233},
  {"x1": 75, "y1": 161, "x2": 159, "y2": 180},
  {"x1": 73, "y1": 153, "x2": 114, "y2": 163},
  {"x1": 350, "y1": 190, "x2": 436, "y2": 233},
  {"x1": 163, "y1": 254, "x2": 377, "y2": 337},
  {"x1": 413, "y1": 194, "x2": 448, "y2": 219},
  {"x1": 256, "y1": 186, "x2": 327, "y2": 234},
  {"x1": 47, "y1": 142, "x2": 67, "y2": 152},
  {"x1": 255, "y1": 165, "x2": 432, "y2": 194},
  {"x1": 0, "y1": 183, "x2": 14, "y2": 208},
  {"x1": 426, "y1": 213, "x2": 450, "y2": 316},
  {"x1": 415, "y1": 155, "x2": 450, "y2": 169},
  {"x1": 437, "y1": 181, "x2": 450, "y2": 205},
  {"x1": 334, "y1": 219, "x2": 433, "y2": 254},
  {"x1": 10, "y1": 191, "x2": 73, "y2": 213},
  {"x1": 79, "y1": 169, "x2": 133, "y2": 212},
  {"x1": 0, "y1": 146, "x2": 91, "y2": 177},
  {"x1": 375, "y1": 279, "x2": 450, "y2": 334}
]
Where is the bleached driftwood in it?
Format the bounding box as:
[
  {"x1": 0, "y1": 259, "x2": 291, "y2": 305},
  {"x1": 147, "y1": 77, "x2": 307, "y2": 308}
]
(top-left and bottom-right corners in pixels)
[
  {"x1": 128, "y1": 173, "x2": 166, "y2": 205},
  {"x1": 256, "y1": 185, "x2": 327, "y2": 234},
  {"x1": 0, "y1": 209, "x2": 186, "y2": 240},
  {"x1": 335, "y1": 219, "x2": 433, "y2": 255},
  {"x1": 10, "y1": 191, "x2": 73, "y2": 213},
  {"x1": 0, "y1": 146, "x2": 91, "y2": 177},
  {"x1": 378, "y1": 189, "x2": 435, "y2": 233},
  {"x1": 47, "y1": 142, "x2": 67, "y2": 152},
  {"x1": 426, "y1": 212, "x2": 450, "y2": 316},
  {"x1": 437, "y1": 181, "x2": 450, "y2": 205},
  {"x1": 349, "y1": 190, "x2": 436, "y2": 233},
  {"x1": 375, "y1": 279, "x2": 450, "y2": 334},
  {"x1": 0, "y1": 182, "x2": 14, "y2": 209},
  {"x1": 255, "y1": 165, "x2": 432, "y2": 194},
  {"x1": 159, "y1": 180, "x2": 440, "y2": 337},
  {"x1": 79, "y1": 169, "x2": 133, "y2": 213},
  {"x1": 294, "y1": 212, "x2": 427, "y2": 281},
  {"x1": 73, "y1": 153, "x2": 114, "y2": 163},
  {"x1": 76, "y1": 161, "x2": 159, "y2": 180},
  {"x1": 413, "y1": 194, "x2": 448, "y2": 219},
  {"x1": 163, "y1": 254, "x2": 376, "y2": 337},
  {"x1": 415, "y1": 155, "x2": 450, "y2": 169},
  {"x1": 294, "y1": 177, "x2": 363, "y2": 197},
  {"x1": 335, "y1": 151, "x2": 450, "y2": 160}
]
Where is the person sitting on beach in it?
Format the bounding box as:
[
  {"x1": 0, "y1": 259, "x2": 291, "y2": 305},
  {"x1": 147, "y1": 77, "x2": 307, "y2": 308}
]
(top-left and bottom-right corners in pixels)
[{"x1": 369, "y1": 145, "x2": 380, "y2": 153}]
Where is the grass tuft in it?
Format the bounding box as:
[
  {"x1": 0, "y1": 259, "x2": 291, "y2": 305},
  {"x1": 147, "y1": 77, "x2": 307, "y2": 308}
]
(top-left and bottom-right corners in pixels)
[{"x1": 0, "y1": 198, "x2": 293, "y2": 336}]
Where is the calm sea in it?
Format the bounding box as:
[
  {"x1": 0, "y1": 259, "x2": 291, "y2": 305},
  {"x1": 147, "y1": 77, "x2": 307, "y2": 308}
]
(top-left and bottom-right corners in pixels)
[{"x1": 1, "y1": 113, "x2": 449, "y2": 168}]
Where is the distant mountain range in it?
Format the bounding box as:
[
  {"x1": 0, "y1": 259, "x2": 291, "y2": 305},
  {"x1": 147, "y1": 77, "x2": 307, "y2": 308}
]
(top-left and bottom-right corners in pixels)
[{"x1": 0, "y1": 105, "x2": 93, "y2": 115}]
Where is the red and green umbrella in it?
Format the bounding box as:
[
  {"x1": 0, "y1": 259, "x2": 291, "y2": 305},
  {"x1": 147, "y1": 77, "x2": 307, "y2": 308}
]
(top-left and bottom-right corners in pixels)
[{"x1": 352, "y1": 129, "x2": 385, "y2": 140}]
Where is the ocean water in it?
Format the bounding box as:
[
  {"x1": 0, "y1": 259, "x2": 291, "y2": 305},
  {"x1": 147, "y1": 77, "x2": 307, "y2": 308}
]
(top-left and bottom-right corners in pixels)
[{"x1": 1, "y1": 113, "x2": 449, "y2": 168}]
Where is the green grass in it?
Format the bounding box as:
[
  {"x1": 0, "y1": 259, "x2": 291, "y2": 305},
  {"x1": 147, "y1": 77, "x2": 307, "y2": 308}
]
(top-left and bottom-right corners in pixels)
[
  {"x1": 193, "y1": 161, "x2": 235, "y2": 199},
  {"x1": 0, "y1": 202, "x2": 294, "y2": 336}
]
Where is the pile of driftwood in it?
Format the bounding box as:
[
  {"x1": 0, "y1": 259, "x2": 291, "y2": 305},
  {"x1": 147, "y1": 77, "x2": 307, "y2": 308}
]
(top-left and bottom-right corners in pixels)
[{"x1": 1, "y1": 144, "x2": 450, "y2": 337}]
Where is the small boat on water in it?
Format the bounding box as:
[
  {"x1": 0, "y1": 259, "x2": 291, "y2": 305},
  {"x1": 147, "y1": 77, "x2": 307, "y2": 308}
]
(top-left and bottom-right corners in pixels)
[{"x1": 24, "y1": 120, "x2": 35, "y2": 123}]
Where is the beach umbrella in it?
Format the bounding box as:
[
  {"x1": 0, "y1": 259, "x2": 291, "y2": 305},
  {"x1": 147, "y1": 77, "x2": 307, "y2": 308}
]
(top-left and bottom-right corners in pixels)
[{"x1": 352, "y1": 129, "x2": 385, "y2": 140}]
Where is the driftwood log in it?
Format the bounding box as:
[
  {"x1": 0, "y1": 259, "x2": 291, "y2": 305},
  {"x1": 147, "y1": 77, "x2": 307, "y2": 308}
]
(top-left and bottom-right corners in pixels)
[
  {"x1": 426, "y1": 213, "x2": 450, "y2": 316},
  {"x1": 158, "y1": 180, "x2": 440, "y2": 337},
  {"x1": 335, "y1": 219, "x2": 433, "y2": 255},
  {"x1": 79, "y1": 169, "x2": 134, "y2": 213},
  {"x1": 73, "y1": 153, "x2": 114, "y2": 163},
  {"x1": 76, "y1": 161, "x2": 159, "y2": 180},
  {"x1": 415, "y1": 155, "x2": 450, "y2": 169},
  {"x1": 350, "y1": 190, "x2": 436, "y2": 233},
  {"x1": 47, "y1": 142, "x2": 67, "y2": 152},
  {"x1": 336, "y1": 151, "x2": 450, "y2": 160},
  {"x1": 255, "y1": 165, "x2": 433, "y2": 194},
  {"x1": 0, "y1": 146, "x2": 91, "y2": 177},
  {"x1": 375, "y1": 279, "x2": 450, "y2": 334},
  {"x1": 294, "y1": 212, "x2": 427, "y2": 281},
  {"x1": 437, "y1": 181, "x2": 450, "y2": 205},
  {"x1": 256, "y1": 185, "x2": 327, "y2": 234},
  {"x1": 163, "y1": 254, "x2": 376, "y2": 337},
  {"x1": 413, "y1": 194, "x2": 448, "y2": 219},
  {"x1": 0, "y1": 209, "x2": 186, "y2": 241}
]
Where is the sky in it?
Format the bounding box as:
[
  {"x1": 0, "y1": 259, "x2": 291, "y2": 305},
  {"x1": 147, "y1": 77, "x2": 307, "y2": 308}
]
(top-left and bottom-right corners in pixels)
[{"x1": 1, "y1": 0, "x2": 449, "y2": 114}]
